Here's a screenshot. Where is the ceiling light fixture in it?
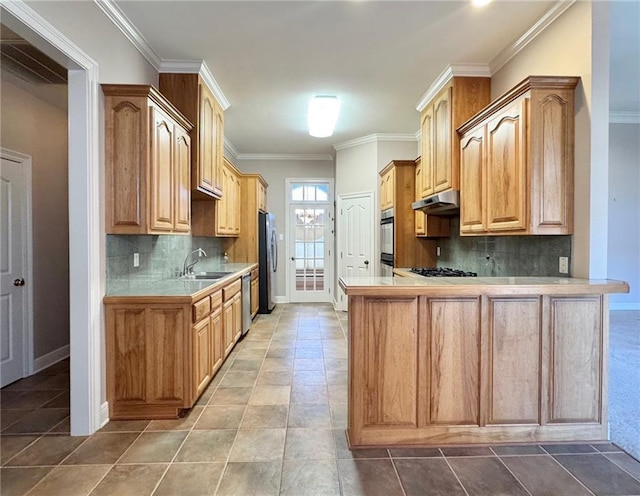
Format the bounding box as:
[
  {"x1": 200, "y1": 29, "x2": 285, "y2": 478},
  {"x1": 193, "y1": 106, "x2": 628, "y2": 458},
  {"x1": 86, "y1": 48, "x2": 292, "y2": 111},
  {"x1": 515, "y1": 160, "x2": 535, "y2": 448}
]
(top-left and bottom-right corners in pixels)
[
  {"x1": 471, "y1": 0, "x2": 491, "y2": 6},
  {"x1": 308, "y1": 95, "x2": 340, "y2": 138}
]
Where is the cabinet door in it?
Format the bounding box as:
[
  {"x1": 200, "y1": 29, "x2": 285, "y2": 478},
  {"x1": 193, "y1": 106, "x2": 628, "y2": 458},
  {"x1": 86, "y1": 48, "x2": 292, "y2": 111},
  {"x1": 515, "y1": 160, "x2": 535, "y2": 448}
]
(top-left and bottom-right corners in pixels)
[
  {"x1": 485, "y1": 100, "x2": 527, "y2": 232},
  {"x1": 211, "y1": 308, "x2": 223, "y2": 374},
  {"x1": 193, "y1": 317, "x2": 212, "y2": 399},
  {"x1": 197, "y1": 82, "x2": 217, "y2": 196},
  {"x1": 420, "y1": 105, "x2": 435, "y2": 197},
  {"x1": 216, "y1": 166, "x2": 230, "y2": 234},
  {"x1": 150, "y1": 105, "x2": 175, "y2": 232},
  {"x1": 223, "y1": 299, "x2": 234, "y2": 356},
  {"x1": 213, "y1": 98, "x2": 224, "y2": 196},
  {"x1": 233, "y1": 292, "x2": 242, "y2": 342},
  {"x1": 460, "y1": 126, "x2": 487, "y2": 234},
  {"x1": 433, "y1": 86, "x2": 452, "y2": 194},
  {"x1": 174, "y1": 125, "x2": 191, "y2": 232},
  {"x1": 258, "y1": 183, "x2": 267, "y2": 212},
  {"x1": 250, "y1": 278, "x2": 259, "y2": 316},
  {"x1": 382, "y1": 169, "x2": 395, "y2": 210},
  {"x1": 414, "y1": 160, "x2": 426, "y2": 236}
]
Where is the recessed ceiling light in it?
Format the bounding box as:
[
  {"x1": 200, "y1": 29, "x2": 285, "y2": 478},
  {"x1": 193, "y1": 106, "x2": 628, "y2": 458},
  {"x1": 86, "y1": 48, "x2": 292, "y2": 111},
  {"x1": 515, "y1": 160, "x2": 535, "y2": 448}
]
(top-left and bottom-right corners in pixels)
[
  {"x1": 308, "y1": 96, "x2": 340, "y2": 138},
  {"x1": 472, "y1": 0, "x2": 492, "y2": 7}
]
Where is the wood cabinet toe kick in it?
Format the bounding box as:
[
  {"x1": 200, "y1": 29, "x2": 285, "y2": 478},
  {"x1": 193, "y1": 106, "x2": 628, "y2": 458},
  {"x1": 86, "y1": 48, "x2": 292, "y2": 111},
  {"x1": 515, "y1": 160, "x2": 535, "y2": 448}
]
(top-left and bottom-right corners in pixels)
[{"x1": 340, "y1": 277, "x2": 629, "y2": 448}]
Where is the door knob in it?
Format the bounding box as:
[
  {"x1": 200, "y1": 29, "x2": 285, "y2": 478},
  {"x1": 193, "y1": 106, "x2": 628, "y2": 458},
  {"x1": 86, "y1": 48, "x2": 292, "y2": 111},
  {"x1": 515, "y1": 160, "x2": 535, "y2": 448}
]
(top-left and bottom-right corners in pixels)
[
  {"x1": 364, "y1": 260, "x2": 369, "y2": 265},
  {"x1": 291, "y1": 257, "x2": 295, "y2": 261},
  {"x1": 14, "y1": 278, "x2": 25, "y2": 287}
]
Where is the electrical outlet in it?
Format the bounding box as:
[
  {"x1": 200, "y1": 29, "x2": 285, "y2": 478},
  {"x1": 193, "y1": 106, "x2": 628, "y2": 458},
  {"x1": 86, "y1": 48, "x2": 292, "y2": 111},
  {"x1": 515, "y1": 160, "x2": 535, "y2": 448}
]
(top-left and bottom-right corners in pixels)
[
  {"x1": 133, "y1": 252, "x2": 140, "y2": 268},
  {"x1": 436, "y1": 246, "x2": 441, "y2": 257},
  {"x1": 559, "y1": 256, "x2": 569, "y2": 274}
]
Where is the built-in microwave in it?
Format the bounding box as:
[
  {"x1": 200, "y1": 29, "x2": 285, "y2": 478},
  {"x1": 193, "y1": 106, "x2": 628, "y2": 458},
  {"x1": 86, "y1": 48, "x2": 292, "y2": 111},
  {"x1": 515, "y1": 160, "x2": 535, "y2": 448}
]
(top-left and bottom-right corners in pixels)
[{"x1": 380, "y1": 208, "x2": 394, "y2": 259}]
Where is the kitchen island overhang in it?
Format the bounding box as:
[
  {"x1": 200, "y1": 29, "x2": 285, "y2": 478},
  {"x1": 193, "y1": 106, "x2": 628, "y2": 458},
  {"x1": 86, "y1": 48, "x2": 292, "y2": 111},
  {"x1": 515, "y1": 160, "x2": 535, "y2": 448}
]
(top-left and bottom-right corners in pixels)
[{"x1": 339, "y1": 276, "x2": 629, "y2": 448}]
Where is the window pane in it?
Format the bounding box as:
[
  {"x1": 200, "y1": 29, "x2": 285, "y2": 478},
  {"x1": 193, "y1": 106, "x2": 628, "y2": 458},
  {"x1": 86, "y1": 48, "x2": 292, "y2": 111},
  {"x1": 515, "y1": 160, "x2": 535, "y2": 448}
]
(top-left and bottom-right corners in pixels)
[
  {"x1": 292, "y1": 185, "x2": 303, "y2": 201},
  {"x1": 316, "y1": 185, "x2": 328, "y2": 201}
]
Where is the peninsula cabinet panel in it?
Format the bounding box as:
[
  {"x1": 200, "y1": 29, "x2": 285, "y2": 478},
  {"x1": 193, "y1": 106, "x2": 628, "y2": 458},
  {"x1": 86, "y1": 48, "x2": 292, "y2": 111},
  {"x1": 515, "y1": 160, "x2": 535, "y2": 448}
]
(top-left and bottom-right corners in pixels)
[
  {"x1": 486, "y1": 297, "x2": 541, "y2": 425},
  {"x1": 350, "y1": 297, "x2": 419, "y2": 439},
  {"x1": 548, "y1": 296, "x2": 603, "y2": 424},
  {"x1": 423, "y1": 298, "x2": 481, "y2": 426},
  {"x1": 103, "y1": 85, "x2": 193, "y2": 235}
]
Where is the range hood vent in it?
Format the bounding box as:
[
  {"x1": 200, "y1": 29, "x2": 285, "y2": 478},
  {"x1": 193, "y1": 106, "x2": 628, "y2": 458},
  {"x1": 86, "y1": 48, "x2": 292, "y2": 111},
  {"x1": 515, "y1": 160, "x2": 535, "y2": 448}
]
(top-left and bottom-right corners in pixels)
[{"x1": 411, "y1": 190, "x2": 460, "y2": 216}]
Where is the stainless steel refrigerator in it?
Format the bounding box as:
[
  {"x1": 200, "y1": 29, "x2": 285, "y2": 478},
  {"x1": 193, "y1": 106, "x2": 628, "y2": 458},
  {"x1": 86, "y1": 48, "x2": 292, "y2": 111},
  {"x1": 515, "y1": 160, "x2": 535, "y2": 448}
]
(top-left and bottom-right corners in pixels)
[{"x1": 258, "y1": 211, "x2": 277, "y2": 313}]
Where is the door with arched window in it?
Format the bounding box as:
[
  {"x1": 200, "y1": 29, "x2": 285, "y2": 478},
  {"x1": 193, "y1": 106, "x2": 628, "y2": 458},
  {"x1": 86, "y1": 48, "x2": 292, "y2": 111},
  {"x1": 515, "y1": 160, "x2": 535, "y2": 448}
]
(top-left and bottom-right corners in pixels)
[{"x1": 287, "y1": 179, "x2": 334, "y2": 303}]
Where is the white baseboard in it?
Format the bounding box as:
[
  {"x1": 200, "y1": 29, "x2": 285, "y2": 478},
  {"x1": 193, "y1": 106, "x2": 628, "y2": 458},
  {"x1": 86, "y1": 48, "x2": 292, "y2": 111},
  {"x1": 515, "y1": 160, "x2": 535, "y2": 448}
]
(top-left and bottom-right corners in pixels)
[
  {"x1": 610, "y1": 303, "x2": 640, "y2": 311},
  {"x1": 274, "y1": 296, "x2": 288, "y2": 304},
  {"x1": 100, "y1": 402, "x2": 110, "y2": 428},
  {"x1": 33, "y1": 345, "x2": 70, "y2": 374}
]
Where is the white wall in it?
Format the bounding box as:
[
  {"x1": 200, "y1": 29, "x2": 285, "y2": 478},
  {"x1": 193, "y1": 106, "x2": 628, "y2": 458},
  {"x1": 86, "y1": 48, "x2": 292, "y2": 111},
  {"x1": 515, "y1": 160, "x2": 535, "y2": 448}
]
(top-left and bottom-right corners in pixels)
[
  {"x1": 377, "y1": 140, "x2": 419, "y2": 172},
  {"x1": 0, "y1": 76, "x2": 69, "y2": 360},
  {"x1": 235, "y1": 158, "x2": 335, "y2": 300},
  {"x1": 608, "y1": 123, "x2": 640, "y2": 308}
]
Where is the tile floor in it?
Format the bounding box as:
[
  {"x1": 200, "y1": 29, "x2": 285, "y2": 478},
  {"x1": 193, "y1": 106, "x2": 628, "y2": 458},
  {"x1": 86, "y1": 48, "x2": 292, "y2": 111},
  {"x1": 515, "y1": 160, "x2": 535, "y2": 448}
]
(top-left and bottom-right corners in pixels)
[{"x1": 2, "y1": 303, "x2": 640, "y2": 495}]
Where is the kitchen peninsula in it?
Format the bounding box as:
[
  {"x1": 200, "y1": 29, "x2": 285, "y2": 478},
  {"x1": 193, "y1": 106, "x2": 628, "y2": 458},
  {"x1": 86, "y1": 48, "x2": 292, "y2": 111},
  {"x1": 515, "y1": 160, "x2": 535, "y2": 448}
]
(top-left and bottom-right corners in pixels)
[{"x1": 339, "y1": 274, "x2": 629, "y2": 448}]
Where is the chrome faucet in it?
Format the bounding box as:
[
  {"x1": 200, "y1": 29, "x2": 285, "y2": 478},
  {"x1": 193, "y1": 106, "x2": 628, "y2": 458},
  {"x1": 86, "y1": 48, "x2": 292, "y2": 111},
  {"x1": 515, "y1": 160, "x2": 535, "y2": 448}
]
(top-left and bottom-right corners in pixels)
[{"x1": 182, "y1": 248, "x2": 207, "y2": 276}]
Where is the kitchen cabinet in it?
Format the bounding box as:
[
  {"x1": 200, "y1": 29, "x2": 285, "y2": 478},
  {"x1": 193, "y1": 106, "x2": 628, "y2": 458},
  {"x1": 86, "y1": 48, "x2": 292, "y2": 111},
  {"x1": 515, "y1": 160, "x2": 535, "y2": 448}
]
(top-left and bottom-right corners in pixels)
[
  {"x1": 458, "y1": 76, "x2": 578, "y2": 236},
  {"x1": 192, "y1": 158, "x2": 242, "y2": 237},
  {"x1": 418, "y1": 77, "x2": 491, "y2": 199},
  {"x1": 340, "y1": 275, "x2": 628, "y2": 446},
  {"x1": 105, "y1": 276, "x2": 245, "y2": 419},
  {"x1": 103, "y1": 85, "x2": 193, "y2": 235},
  {"x1": 414, "y1": 158, "x2": 450, "y2": 238},
  {"x1": 379, "y1": 167, "x2": 395, "y2": 211},
  {"x1": 222, "y1": 174, "x2": 269, "y2": 263},
  {"x1": 159, "y1": 73, "x2": 224, "y2": 200},
  {"x1": 379, "y1": 160, "x2": 437, "y2": 268}
]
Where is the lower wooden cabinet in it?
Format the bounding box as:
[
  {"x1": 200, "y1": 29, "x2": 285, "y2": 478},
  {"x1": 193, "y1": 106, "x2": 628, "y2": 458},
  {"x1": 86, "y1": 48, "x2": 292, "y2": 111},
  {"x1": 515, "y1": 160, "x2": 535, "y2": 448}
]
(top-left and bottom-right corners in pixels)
[
  {"x1": 105, "y1": 275, "x2": 249, "y2": 420},
  {"x1": 250, "y1": 273, "x2": 259, "y2": 318},
  {"x1": 348, "y1": 293, "x2": 607, "y2": 447}
]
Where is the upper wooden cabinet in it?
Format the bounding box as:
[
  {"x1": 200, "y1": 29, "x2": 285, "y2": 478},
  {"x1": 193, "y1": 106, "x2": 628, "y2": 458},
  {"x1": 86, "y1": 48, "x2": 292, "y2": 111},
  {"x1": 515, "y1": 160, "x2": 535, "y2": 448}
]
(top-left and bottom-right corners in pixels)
[
  {"x1": 419, "y1": 77, "x2": 491, "y2": 199},
  {"x1": 192, "y1": 157, "x2": 242, "y2": 237},
  {"x1": 458, "y1": 76, "x2": 579, "y2": 236},
  {"x1": 103, "y1": 85, "x2": 193, "y2": 235},
  {"x1": 380, "y1": 167, "x2": 395, "y2": 211},
  {"x1": 159, "y1": 73, "x2": 224, "y2": 200}
]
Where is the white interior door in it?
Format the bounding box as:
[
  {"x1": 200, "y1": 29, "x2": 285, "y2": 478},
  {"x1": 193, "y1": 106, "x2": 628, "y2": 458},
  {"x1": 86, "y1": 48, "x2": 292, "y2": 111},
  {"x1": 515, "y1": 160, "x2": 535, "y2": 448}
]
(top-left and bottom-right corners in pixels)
[
  {"x1": 1, "y1": 154, "x2": 30, "y2": 387},
  {"x1": 337, "y1": 192, "x2": 374, "y2": 311},
  {"x1": 289, "y1": 204, "x2": 332, "y2": 303}
]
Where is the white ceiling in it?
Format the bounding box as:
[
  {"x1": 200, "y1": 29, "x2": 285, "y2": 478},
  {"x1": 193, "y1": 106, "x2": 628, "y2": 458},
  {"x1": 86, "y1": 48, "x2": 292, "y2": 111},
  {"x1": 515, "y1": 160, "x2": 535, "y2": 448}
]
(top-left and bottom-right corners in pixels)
[{"x1": 115, "y1": 0, "x2": 561, "y2": 157}]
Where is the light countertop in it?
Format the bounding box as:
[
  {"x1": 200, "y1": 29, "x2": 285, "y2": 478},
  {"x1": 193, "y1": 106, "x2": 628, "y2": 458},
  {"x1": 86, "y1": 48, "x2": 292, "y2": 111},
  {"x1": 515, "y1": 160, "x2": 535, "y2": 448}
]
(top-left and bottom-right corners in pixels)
[
  {"x1": 105, "y1": 263, "x2": 257, "y2": 301},
  {"x1": 339, "y1": 270, "x2": 629, "y2": 297}
]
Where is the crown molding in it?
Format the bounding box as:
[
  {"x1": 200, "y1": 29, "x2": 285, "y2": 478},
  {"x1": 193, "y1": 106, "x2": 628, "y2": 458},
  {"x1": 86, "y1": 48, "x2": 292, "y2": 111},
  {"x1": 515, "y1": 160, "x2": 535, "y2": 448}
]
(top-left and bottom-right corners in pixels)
[
  {"x1": 489, "y1": 0, "x2": 576, "y2": 75},
  {"x1": 415, "y1": 64, "x2": 491, "y2": 112},
  {"x1": 236, "y1": 153, "x2": 334, "y2": 161},
  {"x1": 333, "y1": 133, "x2": 417, "y2": 151},
  {"x1": 223, "y1": 138, "x2": 239, "y2": 160},
  {"x1": 93, "y1": 0, "x2": 161, "y2": 69},
  {"x1": 159, "y1": 60, "x2": 230, "y2": 110},
  {"x1": 610, "y1": 111, "x2": 640, "y2": 124}
]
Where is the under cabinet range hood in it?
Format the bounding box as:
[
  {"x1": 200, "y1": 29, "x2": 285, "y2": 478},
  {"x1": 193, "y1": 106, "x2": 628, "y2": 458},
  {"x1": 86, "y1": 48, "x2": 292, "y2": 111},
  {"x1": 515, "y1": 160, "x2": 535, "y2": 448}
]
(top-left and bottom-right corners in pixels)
[{"x1": 411, "y1": 190, "x2": 460, "y2": 215}]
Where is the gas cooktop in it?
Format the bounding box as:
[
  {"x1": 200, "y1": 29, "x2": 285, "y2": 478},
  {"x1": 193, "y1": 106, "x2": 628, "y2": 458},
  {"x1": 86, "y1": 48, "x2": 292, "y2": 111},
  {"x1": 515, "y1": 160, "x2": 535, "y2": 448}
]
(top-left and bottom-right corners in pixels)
[{"x1": 410, "y1": 267, "x2": 478, "y2": 277}]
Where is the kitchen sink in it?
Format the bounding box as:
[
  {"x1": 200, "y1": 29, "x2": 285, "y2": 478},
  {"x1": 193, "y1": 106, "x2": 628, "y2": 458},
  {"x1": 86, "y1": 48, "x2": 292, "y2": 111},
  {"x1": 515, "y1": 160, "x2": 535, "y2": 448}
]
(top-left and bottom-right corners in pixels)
[{"x1": 183, "y1": 271, "x2": 233, "y2": 280}]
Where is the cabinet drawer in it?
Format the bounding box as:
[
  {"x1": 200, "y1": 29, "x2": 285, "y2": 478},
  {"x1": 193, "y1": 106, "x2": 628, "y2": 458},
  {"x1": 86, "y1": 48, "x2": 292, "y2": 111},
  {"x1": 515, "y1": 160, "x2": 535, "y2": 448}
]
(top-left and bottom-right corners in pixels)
[
  {"x1": 223, "y1": 279, "x2": 241, "y2": 301},
  {"x1": 251, "y1": 268, "x2": 258, "y2": 281},
  {"x1": 193, "y1": 297, "x2": 211, "y2": 323},
  {"x1": 210, "y1": 290, "x2": 222, "y2": 309}
]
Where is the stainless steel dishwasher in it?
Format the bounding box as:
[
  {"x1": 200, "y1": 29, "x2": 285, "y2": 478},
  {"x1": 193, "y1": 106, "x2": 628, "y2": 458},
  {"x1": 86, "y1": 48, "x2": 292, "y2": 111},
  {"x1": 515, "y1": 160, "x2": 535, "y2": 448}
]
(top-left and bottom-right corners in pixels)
[{"x1": 241, "y1": 272, "x2": 251, "y2": 337}]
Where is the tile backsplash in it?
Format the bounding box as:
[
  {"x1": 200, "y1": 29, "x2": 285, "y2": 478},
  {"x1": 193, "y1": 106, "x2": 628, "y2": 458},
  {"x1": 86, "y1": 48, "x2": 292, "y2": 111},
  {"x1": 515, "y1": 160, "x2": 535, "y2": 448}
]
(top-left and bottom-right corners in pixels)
[
  {"x1": 436, "y1": 218, "x2": 572, "y2": 277},
  {"x1": 106, "y1": 234, "x2": 225, "y2": 280}
]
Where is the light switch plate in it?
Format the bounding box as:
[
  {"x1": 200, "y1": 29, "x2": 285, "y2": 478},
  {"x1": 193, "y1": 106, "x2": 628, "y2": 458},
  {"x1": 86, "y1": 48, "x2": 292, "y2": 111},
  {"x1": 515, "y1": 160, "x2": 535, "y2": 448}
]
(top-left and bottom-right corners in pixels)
[{"x1": 133, "y1": 253, "x2": 140, "y2": 268}]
